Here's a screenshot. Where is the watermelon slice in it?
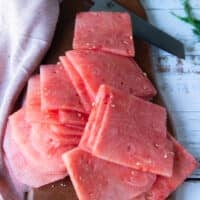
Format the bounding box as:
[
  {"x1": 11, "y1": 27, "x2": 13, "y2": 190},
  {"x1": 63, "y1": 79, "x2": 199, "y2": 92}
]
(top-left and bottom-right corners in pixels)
[
  {"x1": 142, "y1": 135, "x2": 198, "y2": 200},
  {"x1": 50, "y1": 124, "x2": 83, "y2": 136},
  {"x1": 73, "y1": 12, "x2": 135, "y2": 57},
  {"x1": 30, "y1": 123, "x2": 80, "y2": 156},
  {"x1": 80, "y1": 85, "x2": 174, "y2": 177},
  {"x1": 26, "y1": 106, "x2": 60, "y2": 124},
  {"x1": 40, "y1": 65, "x2": 85, "y2": 113},
  {"x1": 59, "y1": 56, "x2": 92, "y2": 113},
  {"x1": 26, "y1": 75, "x2": 87, "y2": 126},
  {"x1": 59, "y1": 110, "x2": 88, "y2": 126},
  {"x1": 62, "y1": 50, "x2": 156, "y2": 112},
  {"x1": 9, "y1": 109, "x2": 72, "y2": 174},
  {"x1": 25, "y1": 75, "x2": 41, "y2": 106},
  {"x1": 3, "y1": 122, "x2": 67, "y2": 188},
  {"x1": 80, "y1": 85, "x2": 110, "y2": 152},
  {"x1": 62, "y1": 148, "x2": 156, "y2": 200},
  {"x1": 25, "y1": 75, "x2": 60, "y2": 124}
]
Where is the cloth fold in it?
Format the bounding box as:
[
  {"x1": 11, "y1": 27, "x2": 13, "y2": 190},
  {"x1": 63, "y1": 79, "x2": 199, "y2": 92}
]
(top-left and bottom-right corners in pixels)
[
  {"x1": 0, "y1": 1, "x2": 60, "y2": 198},
  {"x1": 0, "y1": 0, "x2": 60, "y2": 154}
]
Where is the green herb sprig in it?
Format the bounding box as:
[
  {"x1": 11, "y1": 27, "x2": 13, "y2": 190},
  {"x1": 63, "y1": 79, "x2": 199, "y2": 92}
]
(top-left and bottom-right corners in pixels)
[{"x1": 172, "y1": 0, "x2": 200, "y2": 36}]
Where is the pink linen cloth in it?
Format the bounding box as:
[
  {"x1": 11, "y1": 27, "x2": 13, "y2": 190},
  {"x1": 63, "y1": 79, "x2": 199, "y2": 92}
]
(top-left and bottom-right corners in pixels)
[
  {"x1": 0, "y1": 1, "x2": 61, "y2": 199},
  {"x1": 0, "y1": 0, "x2": 60, "y2": 154}
]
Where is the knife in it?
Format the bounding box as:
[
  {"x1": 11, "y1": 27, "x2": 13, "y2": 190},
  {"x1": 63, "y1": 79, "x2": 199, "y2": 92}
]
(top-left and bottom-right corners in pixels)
[{"x1": 90, "y1": 0, "x2": 185, "y2": 59}]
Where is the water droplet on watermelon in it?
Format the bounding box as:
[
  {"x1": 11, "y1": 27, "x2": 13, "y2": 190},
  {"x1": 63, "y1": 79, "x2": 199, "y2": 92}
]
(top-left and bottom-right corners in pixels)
[
  {"x1": 146, "y1": 159, "x2": 152, "y2": 164},
  {"x1": 164, "y1": 153, "x2": 168, "y2": 159},
  {"x1": 143, "y1": 86, "x2": 147, "y2": 90},
  {"x1": 77, "y1": 113, "x2": 82, "y2": 118},
  {"x1": 121, "y1": 40, "x2": 128, "y2": 45},
  {"x1": 131, "y1": 170, "x2": 135, "y2": 175},
  {"x1": 111, "y1": 104, "x2": 116, "y2": 108},
  {"x1": 126, "y1": 49, "x2": 132, "y2": 54},
  {"x1": 136, "y1": 162, "x2": 141, "y2": 166},
  {"x1": 154, "y1": 143, "x2": 160, "y2": 148},
  {"x1": 143, "y1": 72, "x2": 147, "y2": 77}
]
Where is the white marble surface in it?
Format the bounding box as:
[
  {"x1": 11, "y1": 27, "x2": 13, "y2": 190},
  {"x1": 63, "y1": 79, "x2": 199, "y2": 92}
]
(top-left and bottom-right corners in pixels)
[{"x1": 141, "y1": 0, "x2": 200, "y2": 199}]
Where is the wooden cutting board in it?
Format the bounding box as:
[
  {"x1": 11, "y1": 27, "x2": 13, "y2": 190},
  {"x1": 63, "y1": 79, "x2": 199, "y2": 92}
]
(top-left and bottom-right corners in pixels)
[{"x1": 23, "y1": 0, "x2": 175, "y2": 199}]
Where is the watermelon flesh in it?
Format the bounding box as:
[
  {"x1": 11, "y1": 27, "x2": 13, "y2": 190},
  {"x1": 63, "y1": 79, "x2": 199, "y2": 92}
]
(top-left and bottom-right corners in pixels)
[
  {"x1": 9, "y1": 109, "x2": 71, "y2": 174},
  {"x1": 26, "y1": 75, "x2": 87, "y2": 126},
  {"x1": 66, "y1": 50, "x2": 157, "y2": 99},
  {"x1": 80, "y1": 85, "x2": 110, "y2": 152},
  {"x1": 59, "y1": 56, "x2": 92, "y2": 113},
  {"x1": 3, "y1": 122, "x2": 67, "y2": 188},
  {"x1": 40, "y1": 65, "x2": 85, "y2": 113},
  {"x1": 80, "y1": 85, "x2": 174, "y2": 177},
  {"x1": 26, "y1": 105, "x2": 60, "y2": 125},
  {"x1": 30, "y1": 123, "x2": 80, "y2": 156},
  {"x1": 25, "y1": 75, "x2": 60, "y2": 124},
  {"x1": 62, "y1": 148, "x2": 156, "y2": 200},
  {"x1": 59, "y1": 110, "x2": 88, "y2": 126},
  {"x1": 73, "y1": 12, "x2": 135, "y2": 57},
  {"x1": 141, "y1": 135, "x2": 198, "y2": 200},
  {"x1": 62, "y1": 50, "x2": 156, "y2": 112},
  {"x1": 50, "y1": 124, "x2": 83, "y2": 136}
]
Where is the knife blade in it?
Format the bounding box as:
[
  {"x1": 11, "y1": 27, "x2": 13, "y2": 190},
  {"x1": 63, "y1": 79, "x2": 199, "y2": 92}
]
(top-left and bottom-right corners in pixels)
[{"x1": 90, "y1": 0, "x2": 185, "y2": 59}]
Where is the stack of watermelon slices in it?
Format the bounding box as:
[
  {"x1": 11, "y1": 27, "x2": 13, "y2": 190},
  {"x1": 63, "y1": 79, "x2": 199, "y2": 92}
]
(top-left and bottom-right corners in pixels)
[
  {"x1": 3, "y1": 65, "x2": 89, "y2": 188},
  {"x1": 3, "y1": 11, "x2": 198, "y2": 200}
]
